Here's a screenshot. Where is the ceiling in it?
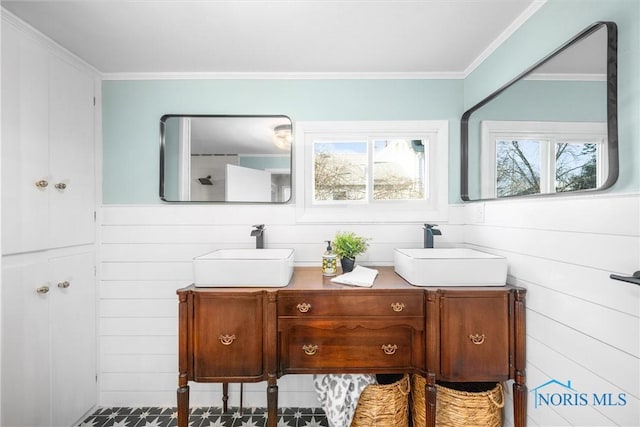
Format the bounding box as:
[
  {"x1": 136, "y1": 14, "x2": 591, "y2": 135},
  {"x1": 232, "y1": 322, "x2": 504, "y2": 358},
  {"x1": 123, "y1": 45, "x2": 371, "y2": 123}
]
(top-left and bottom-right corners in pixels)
[{"x1": 2, "y1": 0, "x2": 541, "y2": 76}]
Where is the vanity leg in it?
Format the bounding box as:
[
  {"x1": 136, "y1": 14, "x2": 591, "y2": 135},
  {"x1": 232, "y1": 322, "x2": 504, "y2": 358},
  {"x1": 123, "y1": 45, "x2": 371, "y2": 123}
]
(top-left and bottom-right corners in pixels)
[
  {"x1": 177, "y1": 384, "x2": 189, "y2": 427},
  {"x1": 267, "y1": 380, "x2": 278, "y2": 427},
  {"x1": 425, "y1": 372, "x2": 437, "y2": 427},
  {"x1": 513, "y1": 372, "x2": 528, "y2": 427},
  {"x1": 222, "y1": 383, "x2": 229, "y2": 412}
]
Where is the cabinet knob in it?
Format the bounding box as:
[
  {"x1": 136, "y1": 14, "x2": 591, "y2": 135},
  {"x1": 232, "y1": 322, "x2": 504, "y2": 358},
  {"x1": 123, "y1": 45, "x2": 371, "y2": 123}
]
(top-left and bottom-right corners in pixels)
[
  {"x1": 54, "y1": 182, "x2": 67, "y2": 190},
  {"x1": 381, "y1": 344, "x2": 398, "y2": 355},
  {"x1": 57, "y1": 281, "x2": 70, "y2": 289},
  {"x1": 469, "y1": 333, "x2": 486, "y2": 345},
  {"x1": 391, "y1": 302, "x2": 405, "y2": 312},
  {"x1": 218, "y1": 334, "x2": 236, "y2": 345},
  {"x1": 35, "y1": 179, "x2": 49, "y2": 189},
  {"x1": 302, "y1": 344, "x2": 318, "y2": 356},
  {"x1": 36, "y1": 285, "x2": 50, "y2": 295},
  {"x1": 297, "y1": 303, "x2": 312, "y2": 313}
]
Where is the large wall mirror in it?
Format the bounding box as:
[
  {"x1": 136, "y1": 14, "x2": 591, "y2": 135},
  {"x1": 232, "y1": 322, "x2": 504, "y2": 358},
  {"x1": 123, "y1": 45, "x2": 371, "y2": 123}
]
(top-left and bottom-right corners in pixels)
[
  {"x1": 461, "y1": 21, "x2": 618, "y2": 201},
  {"x1": 160, "y1": 115, "x2": 292, "y2": 203}
]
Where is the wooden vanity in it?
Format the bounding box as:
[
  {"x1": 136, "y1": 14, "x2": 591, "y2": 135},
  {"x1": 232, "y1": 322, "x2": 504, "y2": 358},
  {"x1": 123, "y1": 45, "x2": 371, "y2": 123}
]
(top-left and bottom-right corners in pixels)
[{"x1": 177, "y1": 267, "x2": 527, "y2": 427}]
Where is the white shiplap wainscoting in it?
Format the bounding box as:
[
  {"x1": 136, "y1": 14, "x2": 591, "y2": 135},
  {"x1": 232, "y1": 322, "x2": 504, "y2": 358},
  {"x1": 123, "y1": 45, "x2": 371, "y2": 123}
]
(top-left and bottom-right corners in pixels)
[
  {"x1": 99, "y1": 197, "x2": 639, "y2": 426},
  {"x1": 98, "y1": 204, "x2": 465, "y2": 408},
  {"x1": 462, "y1": 194, "x2": 640, "y2": 427}
]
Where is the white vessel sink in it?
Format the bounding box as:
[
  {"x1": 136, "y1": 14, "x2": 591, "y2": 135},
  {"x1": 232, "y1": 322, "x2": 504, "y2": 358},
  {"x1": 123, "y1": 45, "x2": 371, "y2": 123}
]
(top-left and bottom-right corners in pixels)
[
  {"x1": 193, "y1": 248, "x2": 294, "y2": 287},
  {"x1": 394, "y1": 248, "x2": 507, "y2": 287}
]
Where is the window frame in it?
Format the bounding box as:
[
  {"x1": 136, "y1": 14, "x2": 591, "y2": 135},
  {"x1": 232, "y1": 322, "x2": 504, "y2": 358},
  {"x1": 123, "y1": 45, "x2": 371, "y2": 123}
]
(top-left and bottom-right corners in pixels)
[
  {"x1": 295, "y1": 121, "x2": 449, "y2": 223},
  {"x1": 480, "y1": 120, "x2": 608, "y2": 199}
]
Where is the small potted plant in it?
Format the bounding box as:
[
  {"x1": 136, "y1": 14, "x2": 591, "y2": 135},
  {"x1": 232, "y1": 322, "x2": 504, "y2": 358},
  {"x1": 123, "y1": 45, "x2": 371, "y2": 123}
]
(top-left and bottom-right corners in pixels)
[{"x1": 333, "y1": 231, "x2": 370, "y2": 273}]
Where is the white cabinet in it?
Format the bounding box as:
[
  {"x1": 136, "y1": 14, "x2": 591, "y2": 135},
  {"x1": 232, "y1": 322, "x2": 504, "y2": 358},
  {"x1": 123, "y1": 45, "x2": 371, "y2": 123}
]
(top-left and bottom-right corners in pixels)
[
  {"x1": 1, "y1": 251, "x2": 96, "y2": 427},
  {"x1": 1, "y1": 14, "x2": 98, "y2": 427},
  {"x1": 1, "y1": 21, "x2": 95, "y2": 255}
]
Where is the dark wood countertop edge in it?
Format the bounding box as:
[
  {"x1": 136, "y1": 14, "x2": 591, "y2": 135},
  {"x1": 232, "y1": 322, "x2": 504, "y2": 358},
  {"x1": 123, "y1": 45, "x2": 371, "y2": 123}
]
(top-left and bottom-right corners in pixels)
[{"x1": 178, "y1": 266, "x2": 524, "y2": 293}]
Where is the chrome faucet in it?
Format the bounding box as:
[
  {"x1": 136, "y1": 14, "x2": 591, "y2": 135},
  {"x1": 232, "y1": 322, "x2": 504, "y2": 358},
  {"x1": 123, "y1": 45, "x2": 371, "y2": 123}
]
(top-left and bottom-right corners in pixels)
[
  {"x1": 423, "y1": 224, "x2": 441, "y2": 248},
  {"x1": 251, "y1": 224, "x2": 265, "y2": 249}
]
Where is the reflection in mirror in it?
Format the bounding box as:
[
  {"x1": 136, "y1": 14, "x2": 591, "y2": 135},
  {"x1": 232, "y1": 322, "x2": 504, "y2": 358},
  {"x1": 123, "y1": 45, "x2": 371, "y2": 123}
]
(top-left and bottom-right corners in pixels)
[
  {"x1": 160, "y1": 115, "x2": 292, "y2": 202},
  {"x1": 461, "y1": 22, "x2": 618, "y2": 201}
]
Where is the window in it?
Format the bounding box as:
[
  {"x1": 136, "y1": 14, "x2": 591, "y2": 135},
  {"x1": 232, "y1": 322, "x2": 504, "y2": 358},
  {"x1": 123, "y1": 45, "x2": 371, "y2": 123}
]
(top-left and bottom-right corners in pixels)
[
  {"x1": 295, "y1": 121, "x2": 448, "y2": 223},
  {"x1": 313, "y1": 139, "x2": 427, "y2": 203},
  {"x1": 481, "y1": 121, "x2": 607, "y2": 198}
]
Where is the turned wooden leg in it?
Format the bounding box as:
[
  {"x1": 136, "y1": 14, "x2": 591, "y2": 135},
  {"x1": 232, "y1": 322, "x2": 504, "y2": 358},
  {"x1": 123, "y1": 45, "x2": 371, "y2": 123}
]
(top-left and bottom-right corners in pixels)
[
  {"x1": 513, "y1": 372, "x2": 528, "y2": 427},
  {"x1": 267, "y1": 381, "x2": 278, "y2": 427},
  {"x1": 425, "y1": 372, "x2": 437, "y2": 427},
  {"x1": 222, "y1": 383, "x2": 229, "y2": 412},
  {"x1": 177, "y1": 385, "x2": 189, "y2": 427}
]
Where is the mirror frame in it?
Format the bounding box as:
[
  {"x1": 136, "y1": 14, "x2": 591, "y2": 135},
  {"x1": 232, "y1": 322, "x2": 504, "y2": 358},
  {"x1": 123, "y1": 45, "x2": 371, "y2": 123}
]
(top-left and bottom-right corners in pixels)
[
  {"x1": 159, "y1": 114, "x2": 293, "y2": 203},
  {"x1": 461, "y1": 21, "x2": 618, "y2": 201}
]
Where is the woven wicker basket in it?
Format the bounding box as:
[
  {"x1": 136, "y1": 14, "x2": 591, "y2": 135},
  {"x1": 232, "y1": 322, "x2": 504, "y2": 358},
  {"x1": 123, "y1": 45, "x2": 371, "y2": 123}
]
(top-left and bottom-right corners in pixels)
[
  {"x1": 411, "y1": 374, "x2": 504, "y2": 427},
  {"x1": 350, "y1": 374, "x2": 410, "y2": 427}
]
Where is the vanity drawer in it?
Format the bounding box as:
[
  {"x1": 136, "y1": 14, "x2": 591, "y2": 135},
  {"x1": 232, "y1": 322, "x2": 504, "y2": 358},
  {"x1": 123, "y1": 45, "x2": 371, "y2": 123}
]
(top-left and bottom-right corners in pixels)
[
  {"x1": 278, "y1": 291, "x2": 424, "y2": 317},
  {"x1": 279, "y1": 323, "x2": 414, "y2": 372}
]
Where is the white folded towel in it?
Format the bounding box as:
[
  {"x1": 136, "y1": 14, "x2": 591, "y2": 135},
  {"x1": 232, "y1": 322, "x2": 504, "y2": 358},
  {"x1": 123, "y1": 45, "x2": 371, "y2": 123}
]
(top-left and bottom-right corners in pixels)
[{"x1": 330, "y1": 265, "x2": 379, "y2": 287}]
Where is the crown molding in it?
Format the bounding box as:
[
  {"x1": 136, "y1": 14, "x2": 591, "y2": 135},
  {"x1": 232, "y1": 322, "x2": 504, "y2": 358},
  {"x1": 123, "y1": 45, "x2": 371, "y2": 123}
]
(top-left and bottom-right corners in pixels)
[
  {"x1": 101, "y1": 71, "x2": 466, "y2": 81},
  {"x1": 1, "y1": 7, "x2": 101, "y2": 78},
  {"x1": 463, "y1": 0, "x2": 547, "y2": 77}
]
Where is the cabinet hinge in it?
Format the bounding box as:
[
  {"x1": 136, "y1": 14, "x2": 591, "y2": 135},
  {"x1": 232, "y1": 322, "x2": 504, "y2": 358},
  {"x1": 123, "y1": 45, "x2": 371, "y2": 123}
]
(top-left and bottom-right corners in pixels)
[
  {"x1": 94, "y1": 266, "x2": 97, "y2": 277},
  {"x1": 509, "y1": 353, "x2": 513, "y2": 368},
  {"x1": 93, "y1": 96, "x2": 96, "y2": 106}
]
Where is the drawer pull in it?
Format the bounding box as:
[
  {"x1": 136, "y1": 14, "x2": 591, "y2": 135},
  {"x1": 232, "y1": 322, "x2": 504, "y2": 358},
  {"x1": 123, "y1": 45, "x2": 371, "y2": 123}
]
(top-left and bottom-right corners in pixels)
[
  {"x1": 36, "y1": 285, "x2": 50, "y2": 295},
  {"x1": 469, "y1": 333, "x2": 486, "y2": 345},
  {"x1": 297, "y1": 303, "x2": 312, "y2": 313},
  {"x1": 302, "y1": 344, "x2": 318, "y2": 356},
  {"x1": 35, "y1": 179, "x2": 49, "y2": 189},
  {"x1": 218, "y1": 334, "x2": 236, "y2": 345},
  {"x1": 391, "y1": 302, "x2": 405, "y2": 312},
  {"x1": 381, "y1": 344, "x2": 398, "y2": 355}
]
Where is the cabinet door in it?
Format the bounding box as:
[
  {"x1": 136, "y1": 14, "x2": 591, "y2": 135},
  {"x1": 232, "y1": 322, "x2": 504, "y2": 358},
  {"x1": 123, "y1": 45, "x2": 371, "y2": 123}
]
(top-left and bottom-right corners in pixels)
[
  {"x1": 49, "y1": 252, "x2": 96, "y2": 426},
  {"x1": 192, "y1": 294, "x2": 263, "y2": 380},
  {"x1": 1, "y1": 258, "x2": 51, "y2": 427},
  {"x1": 440, "y1": 294, "x2": 510, "y2": 381},
  {"x1": 48, "y1": 57, "x2": 95, "y2": 248},
  {"x1": 1, "y1": 23, "x2": 50, "y2": 254}
]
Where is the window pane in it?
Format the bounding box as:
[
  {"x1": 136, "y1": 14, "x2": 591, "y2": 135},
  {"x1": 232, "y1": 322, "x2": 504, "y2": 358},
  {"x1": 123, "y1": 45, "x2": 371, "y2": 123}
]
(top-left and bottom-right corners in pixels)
[
  {"x1": 496, "y1": 140, "x2": 541, "y2": 197},
  {"x1": 555, "y1": 142, "x2": 598, "y2": 192},
  {"x1": 313, "y1": 141, "x2": 367, "y2": 201},
  {"x1": 373, "y1": 139, "x2": 426, "y2": 200}
]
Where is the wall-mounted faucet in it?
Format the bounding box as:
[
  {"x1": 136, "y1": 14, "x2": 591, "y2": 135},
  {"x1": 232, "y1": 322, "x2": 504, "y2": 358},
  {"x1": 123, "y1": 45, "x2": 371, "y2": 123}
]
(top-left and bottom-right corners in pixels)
[
  {"x1": 423, "y1": 224, "x2": 441, "y2": 248},
  {"x1": 251, "y1": 224, "x2": 265, "y2": 249}
]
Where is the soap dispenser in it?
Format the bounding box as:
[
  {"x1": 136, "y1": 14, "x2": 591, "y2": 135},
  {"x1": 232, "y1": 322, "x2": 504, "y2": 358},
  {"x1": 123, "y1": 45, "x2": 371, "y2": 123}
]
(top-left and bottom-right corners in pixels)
[{"x1": 322, "y1": 240, "x2": 338, "y2": 276}]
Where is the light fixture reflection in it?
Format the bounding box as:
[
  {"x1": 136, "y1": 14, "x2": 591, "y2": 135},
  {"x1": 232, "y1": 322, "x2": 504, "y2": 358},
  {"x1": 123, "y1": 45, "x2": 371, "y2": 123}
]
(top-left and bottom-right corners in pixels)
[{"x1": 273, "y1": 124, "x2": 292, "y2": 150}]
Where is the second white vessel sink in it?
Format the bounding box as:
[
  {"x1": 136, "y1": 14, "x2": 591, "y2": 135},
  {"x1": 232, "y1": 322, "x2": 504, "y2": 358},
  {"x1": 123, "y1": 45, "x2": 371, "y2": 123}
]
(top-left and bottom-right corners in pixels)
[
  {"x1": 394, "y1": 248, "x2": 507, "y2": 286},
  {"x1": 193, "y1": 248, "x2": 294, "y2": 287}
]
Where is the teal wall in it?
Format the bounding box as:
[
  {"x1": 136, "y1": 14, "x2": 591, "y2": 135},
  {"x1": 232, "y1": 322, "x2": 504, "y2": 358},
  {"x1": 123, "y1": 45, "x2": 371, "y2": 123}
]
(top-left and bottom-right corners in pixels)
[
  {"x1": 464, "y1": 0, "x2": 640, "y2": 195},
  {"x1": 102, "y1": 79, "x2": 463, "y2": 204},
  {"x1": 102, "y1": 0, "x2": 639, "y2": 204}
]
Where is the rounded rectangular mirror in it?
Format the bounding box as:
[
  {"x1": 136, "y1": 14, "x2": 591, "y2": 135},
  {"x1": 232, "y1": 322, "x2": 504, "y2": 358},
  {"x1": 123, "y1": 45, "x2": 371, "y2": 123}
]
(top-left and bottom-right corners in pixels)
[
  {"x1": 160, "y1": 115, "x2": 292, "y2": 203},
  {"x1": 461, "y1": 21, "x2": 618, "y2": 201}
]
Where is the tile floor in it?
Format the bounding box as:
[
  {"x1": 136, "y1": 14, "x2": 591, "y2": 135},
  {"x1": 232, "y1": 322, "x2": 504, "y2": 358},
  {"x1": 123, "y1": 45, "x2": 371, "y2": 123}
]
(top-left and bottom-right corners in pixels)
[{"x1": 79, "y1": 407, "x2": 329, "y2": 427}]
